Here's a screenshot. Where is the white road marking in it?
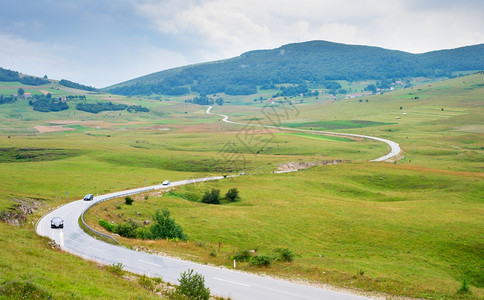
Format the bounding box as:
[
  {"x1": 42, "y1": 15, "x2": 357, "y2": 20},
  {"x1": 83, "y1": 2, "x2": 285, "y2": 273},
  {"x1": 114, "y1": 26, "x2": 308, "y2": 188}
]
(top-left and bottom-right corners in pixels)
[
  {"x1": 213, "y1": 277, "x2": 251, "y2": 287},
  {"x1": 138, "y1": 260, "x2": 163, "y2": 267}
]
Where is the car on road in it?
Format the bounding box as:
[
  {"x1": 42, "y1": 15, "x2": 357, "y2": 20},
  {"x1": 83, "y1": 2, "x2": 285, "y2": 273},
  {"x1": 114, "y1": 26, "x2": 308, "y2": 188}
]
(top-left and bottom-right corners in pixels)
[
  {"x1": 83, "y1": 194, "x2": 94, "y2": 201},
  {"x1": 51, "y1": 217, "x2": 64, "y2": 229},
  {"x1": 162, "y1": 180, "x2": 170, "y2": 186}
]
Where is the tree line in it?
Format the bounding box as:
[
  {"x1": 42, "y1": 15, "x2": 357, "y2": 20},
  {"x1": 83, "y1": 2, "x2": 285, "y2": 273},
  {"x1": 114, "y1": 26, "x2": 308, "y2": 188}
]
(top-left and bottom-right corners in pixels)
[{"x1": 0, "y1": 67, "x2": 50, "y2": 86}]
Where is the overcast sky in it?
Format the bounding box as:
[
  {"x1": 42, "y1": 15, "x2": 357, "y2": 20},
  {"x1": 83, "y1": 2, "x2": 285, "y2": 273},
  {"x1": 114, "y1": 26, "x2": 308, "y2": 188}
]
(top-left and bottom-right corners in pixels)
[{"x1": 1, "y1": 0, "x2": 483, "y2": 88}]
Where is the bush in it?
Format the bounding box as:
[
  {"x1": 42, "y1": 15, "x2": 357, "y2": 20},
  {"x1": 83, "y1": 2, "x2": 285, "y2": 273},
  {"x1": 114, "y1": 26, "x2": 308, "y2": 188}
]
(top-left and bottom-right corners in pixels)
[
  {"x1": 457, "y1": 278, "x2": 472, "y2": 294},
  {"x1": 231, "y1": 249, "x2": 251, "y2": 262},
  {"x1": 107, "y1": 262, "x2": 125, "y2": 276},
  {"x1": 201, "y1": 189, "x2": 220, "y2": 204},
  {"x1": 274, "y1": 248, "x2": 295, "y2": 262},
  {"x1": 98, "y1": 219, "x2": 116, "y2": 232},
  {"x1": 225, "y1": 188, "x2": 240, "y2": 202},
  {"x1": 0, "y1": 280, "x2": 52, "y2": 299},
  {"x1": 249, "y1": 255, "x2": 273, "y2": 267},
  {"x1": 150, "y1": 209, "x2": 187, "y2": 241},
  {"x1": 138, "y1": 274, "x2": 155, "y2": 292},
  {"x1": 174, "y1": 269, "x2": 210, "y2": 300},
  {"x1": 135, "y1": 226, "x2": 153, "y2": 240},
  {"x1": 125, "y1": 196, "x2": 133, "y2": 205},
  {"x1": 114, "y1": 221, "x2": 138, "y2": 238}
]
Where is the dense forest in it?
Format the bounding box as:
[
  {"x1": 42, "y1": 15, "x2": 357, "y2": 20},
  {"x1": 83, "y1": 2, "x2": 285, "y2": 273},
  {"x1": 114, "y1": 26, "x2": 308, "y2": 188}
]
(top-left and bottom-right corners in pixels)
[
  {"x1": 76, "y1": 102, "x2": 127, "y2": 113},
  {"x1": 59, "y1": 79, "x2": 98, "y2": 92},
  {"x1": 28, "y1": 95, "x2": 69, "y2": 112},
  {"x1": 0, "y1": 67, "x2": 50, "y2": 86},
  {"x1": 0, "y1": 95, "x2": 17, "y2": 105},
  {"x1": 105, "y1": 41, "x2": 484, "y2": 97}
]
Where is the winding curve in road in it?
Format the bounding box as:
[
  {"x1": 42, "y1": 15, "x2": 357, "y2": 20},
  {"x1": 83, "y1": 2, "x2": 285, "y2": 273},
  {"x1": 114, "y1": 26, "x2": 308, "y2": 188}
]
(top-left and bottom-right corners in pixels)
[{"x1": 36, "y1": 107, "x2": 402, "y2": 299}]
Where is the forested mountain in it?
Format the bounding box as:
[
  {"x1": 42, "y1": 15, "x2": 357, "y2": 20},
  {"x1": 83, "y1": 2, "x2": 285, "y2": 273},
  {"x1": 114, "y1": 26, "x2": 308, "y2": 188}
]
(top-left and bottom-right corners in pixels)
[{"x1": 105, "y1": 40, "x2": 484, "y2": 96}]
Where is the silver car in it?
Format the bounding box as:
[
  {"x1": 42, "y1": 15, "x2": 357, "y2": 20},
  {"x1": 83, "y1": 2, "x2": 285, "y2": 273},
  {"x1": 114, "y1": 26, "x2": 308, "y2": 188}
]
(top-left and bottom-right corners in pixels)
[{"x1": 51, "y1": 217, "x2": 64, "y2": 229}]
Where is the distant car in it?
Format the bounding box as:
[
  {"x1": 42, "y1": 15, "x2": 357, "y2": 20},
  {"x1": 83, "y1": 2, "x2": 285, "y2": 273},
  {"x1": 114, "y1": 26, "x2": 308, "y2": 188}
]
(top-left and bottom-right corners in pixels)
[
  {"x1": 162, "y1": 180, "x2": 170, "y2": 186},
  {"x1": 51, "y1": 217, "x2": 64, "y2": 229},
  {"x1": 83, "y1": 194, "x2": 94, "y2": 201}
]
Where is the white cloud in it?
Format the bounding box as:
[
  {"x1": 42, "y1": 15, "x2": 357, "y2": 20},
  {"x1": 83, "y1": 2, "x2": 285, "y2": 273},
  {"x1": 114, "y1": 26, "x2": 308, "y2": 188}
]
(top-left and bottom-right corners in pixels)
[{"x1": 135, "y1": 0, "x2": 484, "y2": 58}]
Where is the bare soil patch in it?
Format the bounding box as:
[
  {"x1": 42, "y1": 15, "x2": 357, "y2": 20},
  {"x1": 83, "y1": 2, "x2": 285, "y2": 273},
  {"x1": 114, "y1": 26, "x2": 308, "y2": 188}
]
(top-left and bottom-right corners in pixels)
[{"x1": 34, "y1": 125, "x2": 76, "y2": 133}]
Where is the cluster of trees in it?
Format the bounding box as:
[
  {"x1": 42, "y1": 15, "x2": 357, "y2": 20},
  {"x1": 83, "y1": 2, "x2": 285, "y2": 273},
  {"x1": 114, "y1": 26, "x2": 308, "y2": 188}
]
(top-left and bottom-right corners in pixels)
[
  {"x1": 184, "y1": 96, "x2": 224, "y2": 106},
  {"x1": 201, "y1": 188, "x2": 239, "y2": 204},
  {"x1": 59, "y1": 79, "x2": 97, "y2": 92},
  {"x1": 127, "y1": 105, "x2": 150, "y2": 113},
  {"x1": 75, "y1": 101, "x2": 127, "y2": 113},
  {"x1": 0, "y1": 67, "x2": 49, "y2": 86},
  {"x1": 99, "y1": 208, "x2": 187, "y2": 241},
  {"x1": 0, "y1": 95, "x2": 17, "y2": 105},
  {"x1": 66, "y1": 95, "x2": 87, "y2": 100},
  {"x1": 28, "y1": 94, "x2": 69, "y2": 112},
  {"x1": 105, "y1": 41, "x2": 484, "y2": 97},
  {"x1": 185, "y1": 96, "x2": 213, "y2": 105}
]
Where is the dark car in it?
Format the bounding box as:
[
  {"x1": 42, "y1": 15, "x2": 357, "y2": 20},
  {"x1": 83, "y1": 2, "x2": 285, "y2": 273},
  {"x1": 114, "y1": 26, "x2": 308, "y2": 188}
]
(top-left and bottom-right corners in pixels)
[
  {"x1": 83, "y1": 194, "x2": 94, "y2": 201},
  {"x1": 51, "y1": 217, "x2": 64, "y2": 229}
]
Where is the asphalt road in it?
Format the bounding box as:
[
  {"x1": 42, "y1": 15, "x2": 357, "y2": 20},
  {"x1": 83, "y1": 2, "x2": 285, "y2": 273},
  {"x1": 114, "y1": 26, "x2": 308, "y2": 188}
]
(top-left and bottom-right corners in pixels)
[
  {"x1": 36, "y1": 178, "x2": 370, "y2": 300},
  {"x1": 206, "y1": 106, "x2": 401, "y2": 162}
]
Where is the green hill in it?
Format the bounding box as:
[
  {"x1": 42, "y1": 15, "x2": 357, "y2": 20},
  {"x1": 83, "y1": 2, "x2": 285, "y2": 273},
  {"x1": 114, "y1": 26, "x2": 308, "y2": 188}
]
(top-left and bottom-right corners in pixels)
[{"x1": 105, "y1": 40, "x2": 484, "y2": 96}]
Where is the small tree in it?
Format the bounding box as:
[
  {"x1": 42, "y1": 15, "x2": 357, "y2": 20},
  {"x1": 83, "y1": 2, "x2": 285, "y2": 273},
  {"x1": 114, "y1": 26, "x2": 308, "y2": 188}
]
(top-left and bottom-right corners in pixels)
[
  {"x1": 125, "y1": 196, "x2": 133, "y2": 205},
  {"x1": 201, "y1": 189, "x2": 220, "y2": 204},
  {"x1": 17, "y1": 88, "x2": 24, "y2": 96},
  {"x1": 175, "y1": 269, "x2": 210, "y2": 300},
  {"x1": 225, "y1": 188, "x2": 240, "y2": 202},
  {"x1": 150, "y1": 209, "x2": 187, "y2": 241}
]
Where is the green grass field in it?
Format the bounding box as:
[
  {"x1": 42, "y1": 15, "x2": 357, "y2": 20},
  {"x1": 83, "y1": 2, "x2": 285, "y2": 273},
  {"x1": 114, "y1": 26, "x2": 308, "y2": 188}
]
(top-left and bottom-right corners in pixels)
[{"x1": 0, "y1": 73, "x2": 483, "y2": 299}]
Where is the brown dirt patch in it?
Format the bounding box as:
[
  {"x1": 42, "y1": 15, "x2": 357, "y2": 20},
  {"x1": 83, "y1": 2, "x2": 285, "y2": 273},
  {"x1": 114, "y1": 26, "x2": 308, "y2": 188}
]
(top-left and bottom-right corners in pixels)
[{"x1": 34, "y1": 125, "x2": 76, "y2": 133}]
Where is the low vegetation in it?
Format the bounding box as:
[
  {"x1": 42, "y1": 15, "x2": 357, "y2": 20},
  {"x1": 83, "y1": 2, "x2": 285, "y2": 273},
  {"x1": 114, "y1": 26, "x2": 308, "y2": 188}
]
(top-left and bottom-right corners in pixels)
[
  {"x1": 0, "y1": 73, "x2": 482, "y2": 299},
  {"x1": 99, "y1": 208, "x2": 187, "y2": 241},
  {"x1": 171, "y1": 269, "x2": 210, "y2": 300}
]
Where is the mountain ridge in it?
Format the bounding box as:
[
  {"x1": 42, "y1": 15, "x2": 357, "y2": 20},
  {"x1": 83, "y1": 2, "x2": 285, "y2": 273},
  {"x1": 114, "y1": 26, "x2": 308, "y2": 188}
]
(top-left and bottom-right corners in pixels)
[{"x1": 105, "y1": 40, "x2": 484, "y2": 96}]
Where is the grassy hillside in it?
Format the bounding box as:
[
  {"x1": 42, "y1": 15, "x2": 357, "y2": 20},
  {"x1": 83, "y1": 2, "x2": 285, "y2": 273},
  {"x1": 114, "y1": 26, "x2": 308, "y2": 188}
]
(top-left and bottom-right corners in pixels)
[
  {"x1": 88, "y1": 74, "x2": 483, "y2": 299},
  {"x1": 0, "y1": 73, "x2": 482, "y2": 298}
]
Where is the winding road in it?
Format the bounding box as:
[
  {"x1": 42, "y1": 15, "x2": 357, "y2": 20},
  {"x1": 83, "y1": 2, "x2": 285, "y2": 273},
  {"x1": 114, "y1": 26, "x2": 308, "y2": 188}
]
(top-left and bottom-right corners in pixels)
[
  {"x1": 206, "y1": 106, "x2": 401, "y2": 162},
  {"x1": 36, "y1": 107, "x2": 402, "y2": 299}
]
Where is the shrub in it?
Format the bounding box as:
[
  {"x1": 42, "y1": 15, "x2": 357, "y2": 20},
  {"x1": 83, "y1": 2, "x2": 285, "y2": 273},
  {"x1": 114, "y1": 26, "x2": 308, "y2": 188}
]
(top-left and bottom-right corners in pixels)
[
  {"x1": 201, "y1": 189, "x2": 220, "y2": 204},
  {"x1": 225, "y1": 188, "x2": 240, "y2": 202},
  {"x1": 457, "y1": 278, "x2": 472, "y2": 294},
  {"x1": 125, "y1": 196, "x2": 134, "y2": 205},
  {"x1": 174, "y1": 269, "x2": 210, "y2": 300},
  {"x1": 135, "y1": 227, "x2": 153, "y2": 240},
  {"x1": 98, "y1": 219, "x2": 116, "y2": 232},
  {"x1": 274, "y1": 248, "x2": 295, "y2": 262},
  {"x1": 107, "y1": 262, "x2": 125, "y2": 276},
  {"x1": 114, "y1": 221, "x2": 138, "y2": 238},
  {"x1": 0, "y1": 280, "x2": 52, "y2": 299},
  {"x1": 231, "y1": 249, "x2": 251, "y2": 262},
  {"x1": 249, "y1": 255, "x2": 273, "y2": 267},
  {"x1": 139, "y1": 274, "x2": 155, "y2": 292},
  {"x1": 150, "y1": 209, "x2": 187, "y2": 241}
]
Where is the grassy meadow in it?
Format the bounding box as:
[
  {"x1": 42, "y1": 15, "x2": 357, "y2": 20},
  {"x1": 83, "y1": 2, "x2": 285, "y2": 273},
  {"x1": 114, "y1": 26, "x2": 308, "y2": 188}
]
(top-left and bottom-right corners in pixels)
[{"x1": 0, "y1": 74, "x2": 483, "y2": 298}]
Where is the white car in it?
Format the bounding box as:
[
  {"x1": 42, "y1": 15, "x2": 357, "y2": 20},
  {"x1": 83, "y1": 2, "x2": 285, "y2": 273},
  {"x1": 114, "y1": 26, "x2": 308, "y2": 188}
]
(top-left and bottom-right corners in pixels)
[{"x1": 162, "y1": 180, "x2": 170, "y2": 185}]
